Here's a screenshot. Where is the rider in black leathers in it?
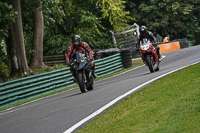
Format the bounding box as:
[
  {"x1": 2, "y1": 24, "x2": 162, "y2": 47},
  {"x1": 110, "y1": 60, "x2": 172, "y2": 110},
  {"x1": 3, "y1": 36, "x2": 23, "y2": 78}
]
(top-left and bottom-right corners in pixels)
[
  {"x1": 66, "y1": 35, "x2": 97, "y2": 81},
  {"x1": 136, "y1": 26, "x2": 161, "y2": 59}
]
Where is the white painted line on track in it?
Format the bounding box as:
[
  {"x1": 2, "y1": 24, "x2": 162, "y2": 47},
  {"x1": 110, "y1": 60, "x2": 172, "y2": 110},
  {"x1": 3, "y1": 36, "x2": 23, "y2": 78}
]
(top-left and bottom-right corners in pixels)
[{"x1": 63, "y1": 60, "x2": 200, "y2": 133}]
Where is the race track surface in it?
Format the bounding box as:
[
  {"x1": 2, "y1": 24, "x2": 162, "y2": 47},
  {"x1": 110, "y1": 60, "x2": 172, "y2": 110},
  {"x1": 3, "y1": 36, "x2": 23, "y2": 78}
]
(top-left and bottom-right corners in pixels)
[{"x1": 0, "y1": 45, "x2": 200, "y2": 133}]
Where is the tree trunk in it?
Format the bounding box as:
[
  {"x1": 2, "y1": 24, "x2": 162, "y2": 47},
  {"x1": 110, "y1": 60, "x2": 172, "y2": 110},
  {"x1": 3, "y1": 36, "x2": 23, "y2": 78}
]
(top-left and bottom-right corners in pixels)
[
  {"x1": 30, "y1": 1, "x2": 46, "y2": 69},
  {"x1": 7, "y1": 0, "x2": 32, "y2": 76}
]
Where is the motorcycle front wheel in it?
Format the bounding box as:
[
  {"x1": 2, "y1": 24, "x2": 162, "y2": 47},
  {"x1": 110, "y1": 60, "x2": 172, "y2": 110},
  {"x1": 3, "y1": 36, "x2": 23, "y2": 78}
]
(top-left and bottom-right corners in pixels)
[
  {"x1": 145, "y1": 54, "x2": 154, "y2": 73},
  {"x1": 77, "y1": 71, "x2": 86, "y2": 93}
]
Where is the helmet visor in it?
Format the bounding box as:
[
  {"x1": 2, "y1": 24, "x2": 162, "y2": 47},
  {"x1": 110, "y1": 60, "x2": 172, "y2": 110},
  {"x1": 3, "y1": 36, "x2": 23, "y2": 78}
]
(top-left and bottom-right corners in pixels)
[
  {"x1": 73, "y1": 41, "x2": 80, "y2": 48},
  {"x1": 73, "y1": 41, "x2": 79, "y2": 44}
]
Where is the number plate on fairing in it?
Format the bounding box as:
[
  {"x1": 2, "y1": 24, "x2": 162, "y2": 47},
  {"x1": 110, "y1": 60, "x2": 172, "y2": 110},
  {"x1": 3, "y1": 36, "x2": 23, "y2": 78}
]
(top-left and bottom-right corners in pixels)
[{"x1": 141, "y1": 45, "x2": 149, "y2": 50}]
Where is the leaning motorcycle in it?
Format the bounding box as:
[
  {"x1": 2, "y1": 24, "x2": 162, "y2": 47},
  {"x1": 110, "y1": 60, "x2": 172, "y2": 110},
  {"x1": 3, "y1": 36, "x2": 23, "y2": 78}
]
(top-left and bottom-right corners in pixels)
[
  {"x1": 69, "y1": 52, "x2": 94, "y2": 93},
  {"x1": 139, "y1": 39, "x2": 160, "y2": 73}
]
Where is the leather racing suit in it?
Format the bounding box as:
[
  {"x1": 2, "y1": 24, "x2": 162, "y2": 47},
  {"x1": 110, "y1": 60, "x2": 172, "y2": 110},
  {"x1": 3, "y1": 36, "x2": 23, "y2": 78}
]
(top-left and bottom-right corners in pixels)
[
  {"x1": 136, "y1": 31, "x2": 161, "y2": 59},
  {"x1": 66, "y1": 42, "x2": 97, "y2": 79}
]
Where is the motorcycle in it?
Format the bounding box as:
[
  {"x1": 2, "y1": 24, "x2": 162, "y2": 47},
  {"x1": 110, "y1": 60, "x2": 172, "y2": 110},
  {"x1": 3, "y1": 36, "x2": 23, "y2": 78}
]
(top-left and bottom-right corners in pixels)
[
  {"x1": 69, "y1": 52, "x2": 94, "y2": 93},
  {"x1": 139, "y1": 39, "x2": 160, "y2": 73}
]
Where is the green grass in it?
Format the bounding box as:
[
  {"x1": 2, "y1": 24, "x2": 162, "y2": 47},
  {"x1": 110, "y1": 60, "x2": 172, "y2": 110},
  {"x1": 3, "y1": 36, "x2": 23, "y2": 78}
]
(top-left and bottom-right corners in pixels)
[
  {"x1": 6, "y1": 64, "x2": 67, "y2": 81},
  {"x1": 33, "y1": 64, "x2": 66, "y2": 74},
  {"x1": 0, "y1": 59, "x2": 143, "y2": 111},
  {"x1": 78, "y1": 63, "x2": 200, "y2": 133}
]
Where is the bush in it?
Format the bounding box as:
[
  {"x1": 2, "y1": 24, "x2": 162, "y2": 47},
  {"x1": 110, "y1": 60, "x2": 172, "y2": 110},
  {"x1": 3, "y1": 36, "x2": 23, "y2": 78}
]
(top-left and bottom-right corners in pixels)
[{"x1": 0, "y1": 61, "x2": 10, "y2": 82}]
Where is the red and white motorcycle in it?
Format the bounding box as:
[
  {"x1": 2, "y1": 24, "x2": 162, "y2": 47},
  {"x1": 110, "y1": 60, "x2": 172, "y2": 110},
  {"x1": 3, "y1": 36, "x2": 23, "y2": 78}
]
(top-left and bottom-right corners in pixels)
[{"x1": 139, "y1": 39, "x2": 160, "y2": 73}]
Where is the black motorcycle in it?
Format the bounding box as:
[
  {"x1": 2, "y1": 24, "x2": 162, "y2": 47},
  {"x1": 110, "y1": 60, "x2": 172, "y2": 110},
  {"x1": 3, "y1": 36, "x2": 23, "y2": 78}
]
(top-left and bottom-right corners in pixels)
[{"x1": 69, "y1": 52, "x2": 94, "y2": 93}]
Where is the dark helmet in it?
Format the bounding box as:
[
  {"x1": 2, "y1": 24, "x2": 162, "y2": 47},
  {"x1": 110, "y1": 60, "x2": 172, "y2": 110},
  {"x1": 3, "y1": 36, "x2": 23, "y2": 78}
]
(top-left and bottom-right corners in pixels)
[
  {"x1": 72, "y1": 35, "x2": 81, "y2": 48},
  {"x1": 140, "y1": 26, "x2": 147, "y2": 35}
]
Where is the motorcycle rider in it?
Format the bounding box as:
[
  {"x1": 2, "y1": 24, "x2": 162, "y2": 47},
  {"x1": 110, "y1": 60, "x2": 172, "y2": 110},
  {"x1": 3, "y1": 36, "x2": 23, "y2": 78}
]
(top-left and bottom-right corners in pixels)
[
  {"x1": 66, "y1": 35, "x2": 97, "y2": 81},
  {"x1": 136, "y1": 26, "x2": 161, "y2": 59},
  {"x1": 163, "y1": 35, "x2": 170, "y2": 42}
]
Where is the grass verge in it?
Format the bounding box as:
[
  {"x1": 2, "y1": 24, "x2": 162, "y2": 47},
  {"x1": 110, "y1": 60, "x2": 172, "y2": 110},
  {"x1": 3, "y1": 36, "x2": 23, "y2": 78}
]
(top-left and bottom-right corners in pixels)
[
  {"x1": 0, "y1": 59, "x2": 143, "y2": 112},
  {"x1": 5, "y1": 64, "x2": 67, "y2": 81},
  {"x1": 77, "y1": 63, "x2": 200, "y2": 133}
]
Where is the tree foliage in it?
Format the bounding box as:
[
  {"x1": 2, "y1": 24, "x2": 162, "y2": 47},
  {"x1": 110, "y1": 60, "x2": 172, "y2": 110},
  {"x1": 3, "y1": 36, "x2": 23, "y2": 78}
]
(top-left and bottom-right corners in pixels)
[
  {"x1": 0, "y1": 1, "x2": 17, "y2": 63},
  {"x1": 0, "y1": 2, "x2": 17, "y2": 41},
  {"x1": 40, "y1": 0, "x2": 132, "y2": 54},
  {"x1": 126, "y1": 0, "x2": 200, "y2": 45},
  {"x1": 96, "y1": 0, "x2": 133, "y2": 30},
  {"x1": 0, "y1": 2, "x2": 17, "y2": 79},
  {"x1": 1, "y1": 0, "x2": 200, "y2": 81}
]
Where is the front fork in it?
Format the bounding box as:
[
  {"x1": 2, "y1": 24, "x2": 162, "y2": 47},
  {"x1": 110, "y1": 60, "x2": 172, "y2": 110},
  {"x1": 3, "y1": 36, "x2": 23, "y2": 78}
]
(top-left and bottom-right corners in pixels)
[
  {"x1": 80, "y1": 70, "x2": 93, "y2": 86},
  {"x1": 72, "y1": 70, "x2": 87, "y2": 84},
  {"x1": 84, "y1": 70, "x2": 94, "y2": 88},
  {"x1": 140, "y1": 53, "x2": 156, "y2": 66}
]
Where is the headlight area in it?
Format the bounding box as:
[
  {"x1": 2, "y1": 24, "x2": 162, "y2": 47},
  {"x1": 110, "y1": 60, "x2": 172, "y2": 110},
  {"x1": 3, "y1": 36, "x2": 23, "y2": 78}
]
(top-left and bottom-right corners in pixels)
[{"x1": 147, "y1": 47, "x2": 152, "y2": 52}]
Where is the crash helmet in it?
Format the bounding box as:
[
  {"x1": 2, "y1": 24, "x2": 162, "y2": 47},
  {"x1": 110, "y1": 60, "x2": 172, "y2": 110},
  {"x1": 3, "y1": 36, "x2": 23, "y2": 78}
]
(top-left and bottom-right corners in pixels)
[
  {"x1": 140, "y1": 26, "x2": 147, "y2": 35},
  {"x1": 72, "y1": 35, "x2": 81, "y2": 48}
]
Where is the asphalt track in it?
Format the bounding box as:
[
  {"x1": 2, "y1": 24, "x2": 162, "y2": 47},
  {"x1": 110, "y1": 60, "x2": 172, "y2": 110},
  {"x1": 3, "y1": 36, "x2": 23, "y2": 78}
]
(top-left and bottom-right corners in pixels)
[{"x1": 0, "y1": 45, "x2": 200, "y2": 133}]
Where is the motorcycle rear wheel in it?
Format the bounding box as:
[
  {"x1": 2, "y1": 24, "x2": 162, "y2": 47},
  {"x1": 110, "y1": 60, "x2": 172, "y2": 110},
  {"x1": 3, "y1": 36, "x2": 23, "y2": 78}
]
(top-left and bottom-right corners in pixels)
[
  {"x1": 146, "y1": 54, "x2": 154, "y2": 73},
  {"x1": 77, "y1": 71, "x2": 86, "y2": 93}
]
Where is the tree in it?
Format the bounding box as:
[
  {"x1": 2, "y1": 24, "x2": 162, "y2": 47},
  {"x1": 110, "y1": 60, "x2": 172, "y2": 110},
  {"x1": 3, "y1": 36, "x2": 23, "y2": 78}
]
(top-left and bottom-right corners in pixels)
[
  {"x1": 7, "y1": 0, "x2": 32, "y2": 76},
  {"x1": 30, "y1": 0, "x2": 46, "y2": 69},
  {"x1": 126, "y1": 0, "x2": 200, "y2": 45},
  {"x1": 0, "y1": 2, "x2": 17, "y2": 82},
  {"x1": 96, "y1": 0, "x2": 133, "y2": 30}
]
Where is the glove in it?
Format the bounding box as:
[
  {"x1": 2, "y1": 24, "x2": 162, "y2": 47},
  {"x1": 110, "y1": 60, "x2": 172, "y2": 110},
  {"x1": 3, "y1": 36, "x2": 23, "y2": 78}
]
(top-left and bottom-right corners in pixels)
[
  {"x1": 66, "y1": 62, "x2": 70, "y2": 67},
  {"x1": 86, "y1": 57, "x2": 92, "y2": 62}
]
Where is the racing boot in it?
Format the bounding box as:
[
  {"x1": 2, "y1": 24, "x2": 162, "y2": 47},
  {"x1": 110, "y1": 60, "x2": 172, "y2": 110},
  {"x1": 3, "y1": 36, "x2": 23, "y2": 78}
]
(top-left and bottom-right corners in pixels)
[
  {"x1": 70, "y1": 69, "x2": 77, "y2": 82},
  {"x1": 92, "y1": 70, "x2": 97, "y2": 79},
  {"x1": 157, "y1": 50, "x2": 161, "y2": 60},
  {"x1": 156, "y1": 48, "x2": 161, "y2": 62},
  {"x1": 90, "y1": 62, "x2": 97, "y2": 79},
  {"x1": 73, "y1": 76, "x2": 77, "y2": 82}
]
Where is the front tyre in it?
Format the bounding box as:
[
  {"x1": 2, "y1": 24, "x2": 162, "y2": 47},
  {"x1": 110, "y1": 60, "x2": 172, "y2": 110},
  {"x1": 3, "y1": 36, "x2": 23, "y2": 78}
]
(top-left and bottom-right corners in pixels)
[
  {"x1": 77, "y1": 71, "x2": 86, "y2": 93},
  {"x1": 146, "y1": 54, "x2": 154, "y2": 73}
]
